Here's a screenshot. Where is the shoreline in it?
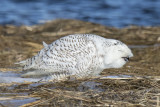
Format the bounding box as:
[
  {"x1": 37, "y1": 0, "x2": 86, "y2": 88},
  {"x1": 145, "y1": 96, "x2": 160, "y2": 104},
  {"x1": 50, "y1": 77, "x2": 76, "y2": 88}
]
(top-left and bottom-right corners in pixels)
[{"x1": 0, "y1": 19, "x2": 160, "y2": 107}]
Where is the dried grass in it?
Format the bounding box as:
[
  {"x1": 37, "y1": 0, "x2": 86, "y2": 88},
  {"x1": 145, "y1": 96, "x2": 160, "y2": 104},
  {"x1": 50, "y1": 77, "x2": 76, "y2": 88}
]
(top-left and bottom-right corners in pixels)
[{"x1": 6, "y1": 77, "x2": 157, "y2": 107}]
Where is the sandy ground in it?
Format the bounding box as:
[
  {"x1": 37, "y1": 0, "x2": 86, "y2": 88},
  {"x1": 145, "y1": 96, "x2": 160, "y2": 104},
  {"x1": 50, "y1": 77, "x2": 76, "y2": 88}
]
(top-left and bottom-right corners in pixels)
[{"x1": 0, "y1": 19, "x2": 160, "y2": 107}]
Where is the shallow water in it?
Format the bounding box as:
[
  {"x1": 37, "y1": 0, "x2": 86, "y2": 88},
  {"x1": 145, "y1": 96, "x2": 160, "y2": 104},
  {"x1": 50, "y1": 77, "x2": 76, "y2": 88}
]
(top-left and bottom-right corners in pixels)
[
  {"x1": 0, "y1": 71, "x2": 133, "y2": 83},
  {"x1": 1, "y1": 0, "x2": 160, "y2": 27},
  {"x1": 0, "y1": 71, "x2": 42, "y2": 83},
  {"x1": 0, "y1": 97, "x2": 37, "y2": 107}
]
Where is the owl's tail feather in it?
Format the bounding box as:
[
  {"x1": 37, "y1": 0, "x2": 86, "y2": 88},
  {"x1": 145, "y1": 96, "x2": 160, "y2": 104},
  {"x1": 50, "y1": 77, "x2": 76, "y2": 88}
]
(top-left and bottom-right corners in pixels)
[
  {"x1": 15, "y1": 55, "x2": 38, "y2": 70},
  {"x1": 15, "y1": 42, "x2": 47, "y2": 70},
  {"x1": 21, "y1": 69, "x2": 44, "y2": 78},
  {"x1": 15, "y1": 60, "x2": 28, "y2": 66},
  {"x1": 21, "y1": 69, "x2": 56, "y2": 78}
]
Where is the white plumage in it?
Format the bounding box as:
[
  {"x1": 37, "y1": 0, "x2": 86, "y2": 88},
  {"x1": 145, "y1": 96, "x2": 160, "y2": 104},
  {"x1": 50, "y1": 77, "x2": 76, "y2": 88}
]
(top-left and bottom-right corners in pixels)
[{"x1": 16, "y1": 34, "x2": 133, "y2": 81}]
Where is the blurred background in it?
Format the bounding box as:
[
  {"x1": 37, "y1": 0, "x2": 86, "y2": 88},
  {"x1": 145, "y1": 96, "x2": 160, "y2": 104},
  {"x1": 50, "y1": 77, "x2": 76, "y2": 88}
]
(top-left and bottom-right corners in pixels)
[{"x1": 0, "y1": 0, "x2": 160, "y2": 28}]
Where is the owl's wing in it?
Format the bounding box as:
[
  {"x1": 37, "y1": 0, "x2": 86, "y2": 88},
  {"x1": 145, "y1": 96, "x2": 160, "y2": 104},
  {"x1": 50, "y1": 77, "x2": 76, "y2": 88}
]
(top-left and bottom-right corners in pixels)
[{"x1": 41, "y1": 35, "x2": 97, "y2": 73}]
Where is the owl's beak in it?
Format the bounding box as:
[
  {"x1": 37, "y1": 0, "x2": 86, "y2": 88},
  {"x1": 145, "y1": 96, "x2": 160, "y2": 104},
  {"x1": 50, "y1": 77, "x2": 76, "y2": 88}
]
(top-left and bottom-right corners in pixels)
[{"x1": 122, "y1": 57, "x2": 129, "y2": 62}]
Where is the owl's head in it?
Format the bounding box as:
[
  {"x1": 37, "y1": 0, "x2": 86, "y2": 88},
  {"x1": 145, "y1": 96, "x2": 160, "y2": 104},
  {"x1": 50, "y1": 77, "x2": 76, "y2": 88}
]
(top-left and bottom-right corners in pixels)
[{"x1": 103, "y1": 39, "x2": 133, "y2": 69}]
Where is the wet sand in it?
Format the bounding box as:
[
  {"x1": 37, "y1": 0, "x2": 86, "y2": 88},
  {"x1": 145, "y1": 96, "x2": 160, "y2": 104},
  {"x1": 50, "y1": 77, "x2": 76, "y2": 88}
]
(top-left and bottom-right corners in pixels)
[{"x1": 0, "y1": 19, "x2": 160, "y2": 106}]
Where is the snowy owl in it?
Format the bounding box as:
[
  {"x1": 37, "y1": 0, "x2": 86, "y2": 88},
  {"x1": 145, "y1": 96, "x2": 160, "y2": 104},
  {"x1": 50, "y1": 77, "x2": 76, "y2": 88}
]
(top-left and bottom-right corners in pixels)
[{"x1": 16, "y1": 34, "x2": 133, "y2": 81}]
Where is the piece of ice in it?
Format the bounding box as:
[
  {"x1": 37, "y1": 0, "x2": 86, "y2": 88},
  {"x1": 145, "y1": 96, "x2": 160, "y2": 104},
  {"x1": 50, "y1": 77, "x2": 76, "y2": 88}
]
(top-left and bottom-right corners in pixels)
[
  {"x1": 100, "y1": 75, "x2": 132, "y2": 79},
  {"x1": 0, "y1": 71, "x2": 41, "y2": 83}
]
